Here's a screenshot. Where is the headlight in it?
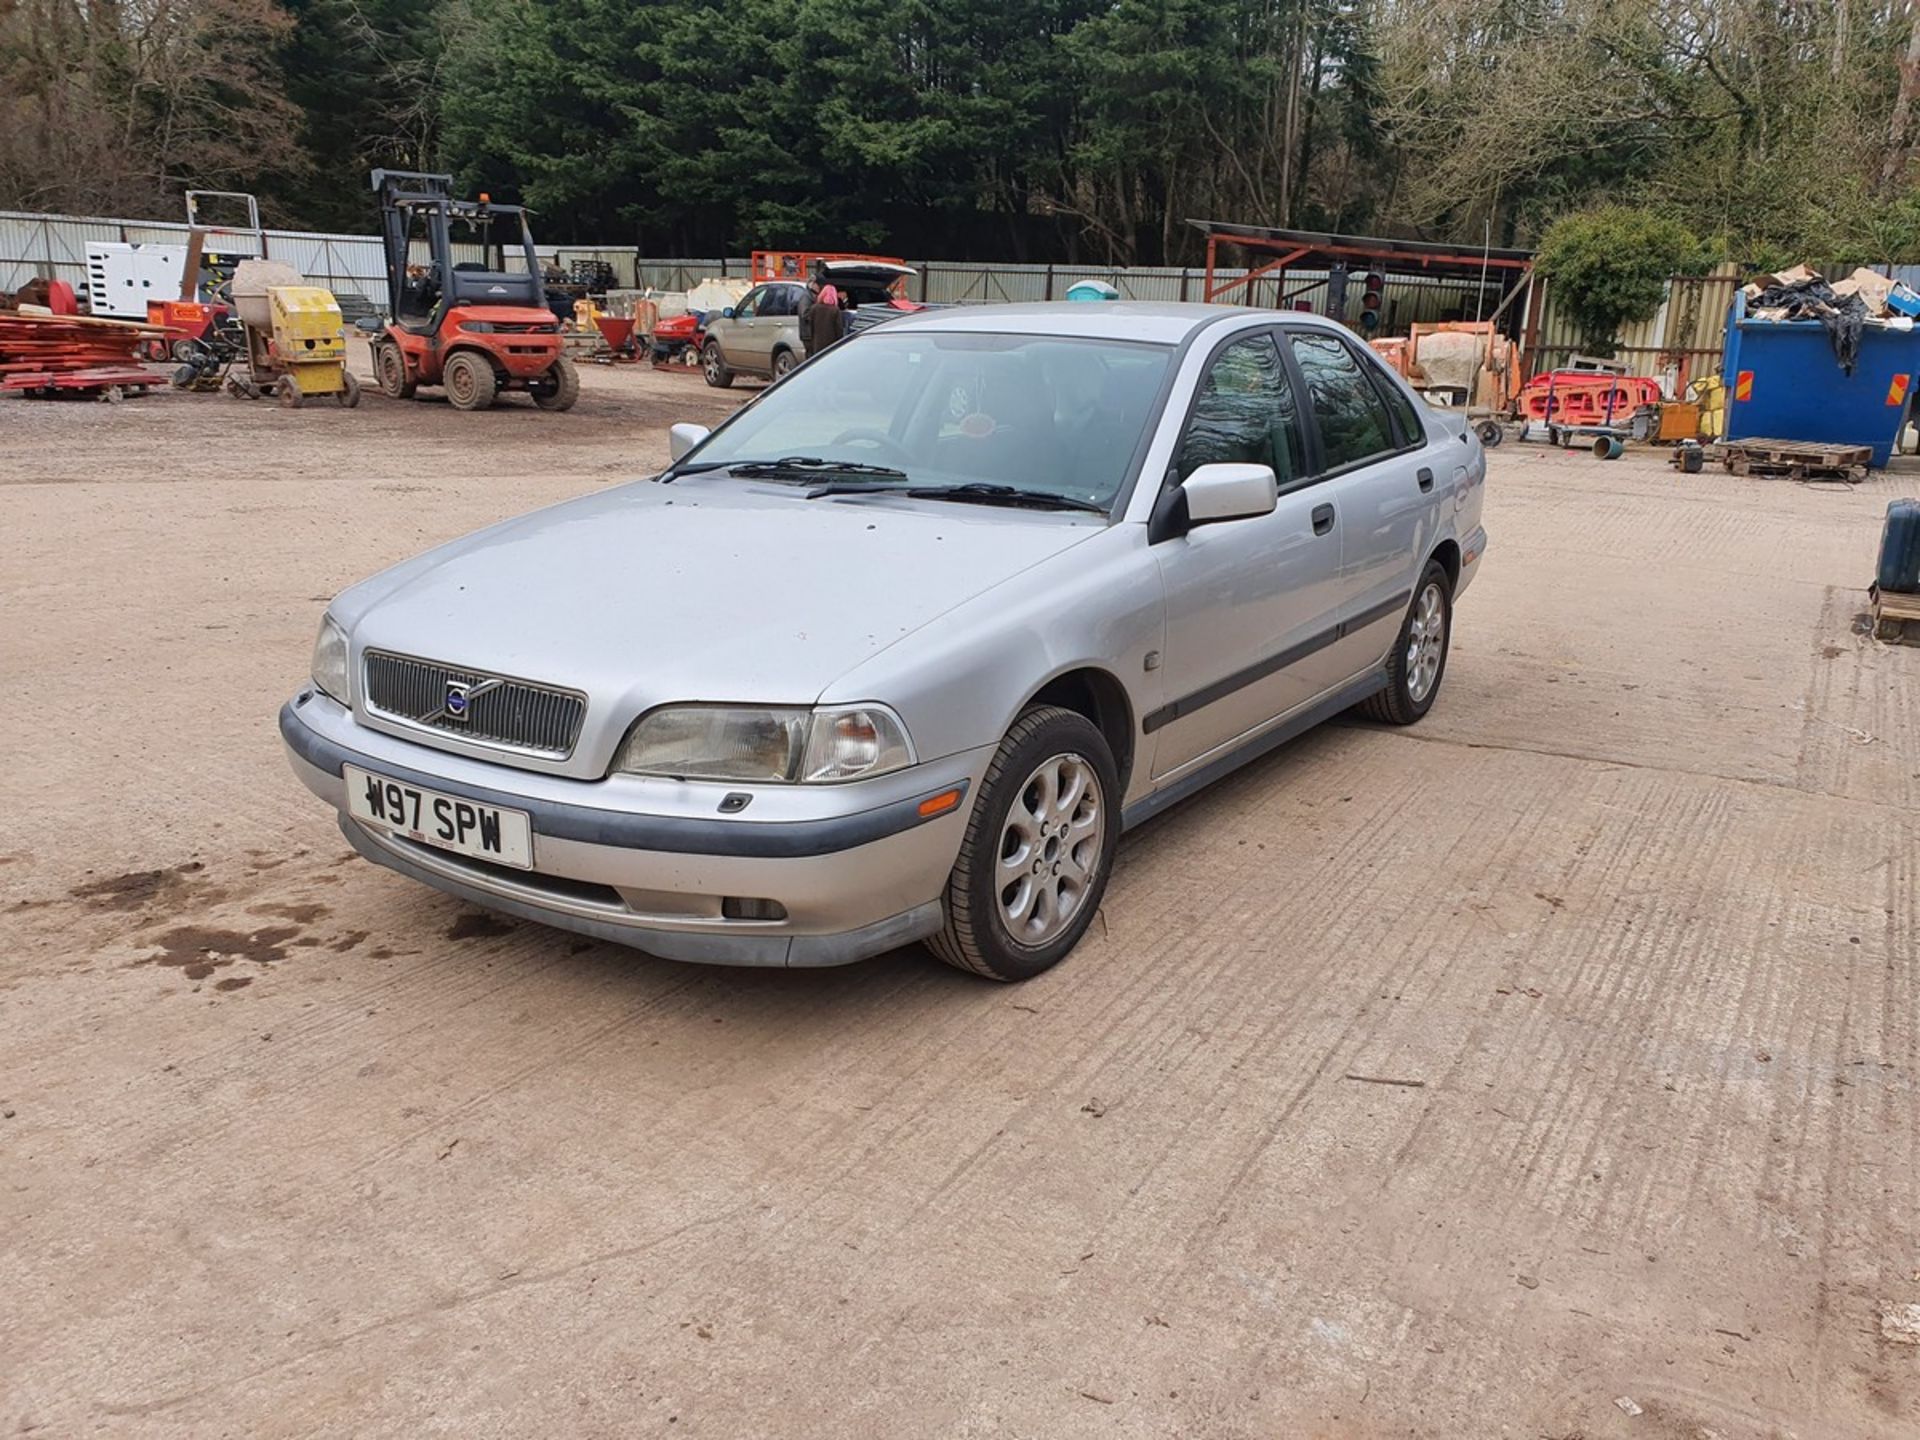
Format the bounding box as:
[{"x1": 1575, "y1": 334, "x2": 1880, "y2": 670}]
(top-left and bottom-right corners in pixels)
[
  {"x1": 614, "y1": 704, "x2": 913, "y2": 783},
  {"x1": 311, "y1": 615, "x2": 351, "y2": 705}
]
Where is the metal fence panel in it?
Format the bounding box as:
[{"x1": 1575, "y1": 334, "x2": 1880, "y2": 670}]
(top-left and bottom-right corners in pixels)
[
  {"x1": 1, "y1": 212, "x2": 126, "y2": 294},
  {"x1": 2, "y1": 206, "x2": 1748, "y2": 387},
  {"x1": 1533, "y1": 262, "x2": 1740, "y2": 388}
]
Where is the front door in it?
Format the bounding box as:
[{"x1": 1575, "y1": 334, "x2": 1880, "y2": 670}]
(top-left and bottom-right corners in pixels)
[
  {"x1": 1149, "y1": 331, "x2": 1346, "y2": 780},
  {"x1": 728, "y1": 285, "x2": 773, "y2": 371}
]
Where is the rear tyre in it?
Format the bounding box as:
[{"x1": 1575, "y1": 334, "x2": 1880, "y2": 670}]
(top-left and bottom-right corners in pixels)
[
  {"x1": 444, "y1": 351, "x2": 497, "y2": 411},
  {"x1": 336, "y1": 371, "x2": 362, "y2": 408},
  {"x1": 771, "y1": 347, "x2": 797, "y2": 380},
  {"x1": 531, "y1": 354, "x2": 580, "y2": 412},
  {"x1": 276, "y1": 376, "x2": 303, "y2": 409},
  {"x1": 927, "y1": 706, "x2": 1120, "y2": 983},
  {"x1": 374, "y1": 340, "x2": 415, "y2": 399},
  {"x1": 701, "y1": 340, "x2": 734, "y2": 389},
  {"x1": 1360, "y1": 560, "x2": 1452, "y2": 726}
]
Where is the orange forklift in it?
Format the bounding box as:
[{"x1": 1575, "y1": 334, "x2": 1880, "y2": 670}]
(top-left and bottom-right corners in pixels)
[{"x1": 369, "y1": 170, "x2": 578, "y2": 411}]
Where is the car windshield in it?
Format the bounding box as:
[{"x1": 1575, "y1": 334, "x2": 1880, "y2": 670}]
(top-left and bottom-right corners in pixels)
[{"x1": 682, "y1": 330, "x2": 1174, "y2": 510}]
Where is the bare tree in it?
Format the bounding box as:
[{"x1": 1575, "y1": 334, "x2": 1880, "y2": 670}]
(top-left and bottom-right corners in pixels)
[
  {"x1": 0, "y1": 0, "x2": 304, "y2": 216},
  {"x1": 1882, "y1": 1, "x2": 1920, "y2": 192}
]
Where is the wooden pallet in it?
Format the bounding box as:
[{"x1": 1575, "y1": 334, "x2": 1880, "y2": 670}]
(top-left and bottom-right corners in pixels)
[
  {"x1": 1870, "y1": 584, "x2": 1920, "y2": 644},
  {"x1": 1720, "y1": 437, "x2": 1871, "y2": 482}
]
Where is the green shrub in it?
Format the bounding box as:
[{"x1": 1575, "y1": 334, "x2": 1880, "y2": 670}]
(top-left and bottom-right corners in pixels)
[{"x1": 1536, "y1": 207, "x2": 1714, "y2": 355}]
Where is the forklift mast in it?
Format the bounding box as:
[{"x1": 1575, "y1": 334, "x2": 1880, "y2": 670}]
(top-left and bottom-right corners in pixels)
[{"x1": 370, "y1": 170, "x2": 547, "y2": 323}]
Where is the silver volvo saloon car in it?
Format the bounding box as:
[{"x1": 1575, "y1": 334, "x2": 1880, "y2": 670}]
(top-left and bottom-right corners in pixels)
[{"x1": 280, "y1": 302, "x2": 1486, "y2": 980}]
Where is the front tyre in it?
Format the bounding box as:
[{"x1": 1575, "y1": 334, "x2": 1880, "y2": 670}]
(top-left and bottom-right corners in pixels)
[
  {"x1": 928, "y1": 706, "x2": 1119, "y2": 982},
  {"x1": 701, "y1": 340, "x2": 734, "y2": 389},
  {"x1": 444, "y1": 350, "x2": 498, "y2": 411},
  {"x1": 1360, "y1": 560, "x2": 1452, "y2": 726}
]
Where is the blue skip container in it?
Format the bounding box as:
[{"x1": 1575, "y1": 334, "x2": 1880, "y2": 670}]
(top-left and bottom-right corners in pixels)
[{"x1": 1723, "y1": 291, "x2": 1920, "y2": 467}]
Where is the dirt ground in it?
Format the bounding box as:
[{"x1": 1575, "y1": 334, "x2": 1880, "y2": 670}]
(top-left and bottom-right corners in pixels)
[{"x1": 2, "y1": 341, "x2": 1916, "y2": 1438}]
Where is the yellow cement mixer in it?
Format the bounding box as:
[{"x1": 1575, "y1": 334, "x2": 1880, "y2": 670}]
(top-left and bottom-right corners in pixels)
[{"x1": 228, "y1": 259, "x2": 361, "y2": 408}]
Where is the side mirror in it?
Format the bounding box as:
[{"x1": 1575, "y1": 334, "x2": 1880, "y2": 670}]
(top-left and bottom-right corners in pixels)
[
  {"x1": 1182, "y1": 462, "x2": 1277, "y2": 526},
  {"x1": 668, "y1": 423, "x2": 710, "y2": 462},
  {"x1": 721, "y1": 306, "x2": 735, "y2": 319}
]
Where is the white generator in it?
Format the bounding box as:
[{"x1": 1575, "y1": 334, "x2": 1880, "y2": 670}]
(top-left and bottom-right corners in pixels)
[{"x1": 84, "y1": 243, "x2": 188, "y2": 319}]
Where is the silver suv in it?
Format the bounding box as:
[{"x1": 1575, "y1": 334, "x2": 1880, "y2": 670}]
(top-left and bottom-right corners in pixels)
[
  {"x1": 282, "y1": 303, "x2": 1486, "y2": 981},
  {"x1": 701, "y1": 261, "x2": 916, "y2": 385}
]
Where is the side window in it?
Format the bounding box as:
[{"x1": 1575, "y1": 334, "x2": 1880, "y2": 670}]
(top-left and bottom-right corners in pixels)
[
  {"x1": 1176, "y1": 333, "x2": 1306, "y2": 484},
  {"x1": 1288, "y1": 332, "x2": 1396, "y2": 470},
  {"x1": 1370, "y1": 357, "x2": 1426, "y2": 446},
  {"x1": 761, "y1": 285, "x2": 799, "y2": 318},
  {"x1": 735, "y1": 287, "x2": 762, "y2": 319}
]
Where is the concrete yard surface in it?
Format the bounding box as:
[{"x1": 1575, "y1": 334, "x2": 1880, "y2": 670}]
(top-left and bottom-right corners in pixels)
[{"x1": 2, "y1": 362, "x2": 1916, "y2": 1438}]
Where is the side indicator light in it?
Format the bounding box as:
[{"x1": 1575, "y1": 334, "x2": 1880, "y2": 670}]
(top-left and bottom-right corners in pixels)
[{"x1": 918, "y1": 789, "x2": 963, "y2": 818}]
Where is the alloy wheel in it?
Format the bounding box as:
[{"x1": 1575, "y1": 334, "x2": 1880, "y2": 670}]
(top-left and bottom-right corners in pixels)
[
  {"x1": 1406, "y1": 581, "x2": 1445, "y2": 702},
  {"x1": 996, "y1": 752, "x2": 1105, "y2": 948}
]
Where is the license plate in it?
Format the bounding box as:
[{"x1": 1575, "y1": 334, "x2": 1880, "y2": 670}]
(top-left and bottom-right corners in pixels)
[{"x1": 344, "y1": 765, "x2": 533, "y2": 869}]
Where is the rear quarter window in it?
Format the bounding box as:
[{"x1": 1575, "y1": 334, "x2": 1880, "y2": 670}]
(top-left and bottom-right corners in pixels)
[
  {"x1": 1370, "y1": 360, "x2": 1426, "y2": 446},
  {"x1": 1288, "y1": 331, "x2": 1396, "y2": 471}
]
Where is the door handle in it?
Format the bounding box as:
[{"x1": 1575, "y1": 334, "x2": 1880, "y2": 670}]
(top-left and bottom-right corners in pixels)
[
  {"x1": 1417, "y1": 467, "x2": 1435, "y2": 492},
  {"x1": 1311, "y1": 504, "x2": 1335, "y2": 535}
]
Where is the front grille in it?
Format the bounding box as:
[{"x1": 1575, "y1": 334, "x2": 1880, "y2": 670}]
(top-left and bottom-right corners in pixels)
[{"x1": 363, "y1": 650, "x2": 586, "y2": 758}]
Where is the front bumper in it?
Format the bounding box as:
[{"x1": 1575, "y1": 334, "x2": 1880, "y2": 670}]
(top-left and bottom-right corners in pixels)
[
  {"x1": 495, "y1": 346, "x2": 562, "y2": 380},
  {"x1": 280, "y1": 692, "x2": 988, "y2": 967}
]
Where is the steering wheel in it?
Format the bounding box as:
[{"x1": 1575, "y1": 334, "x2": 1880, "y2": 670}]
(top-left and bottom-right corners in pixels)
[{"x1": 829, "y1": 428, "x2": 915, "y2": 467}]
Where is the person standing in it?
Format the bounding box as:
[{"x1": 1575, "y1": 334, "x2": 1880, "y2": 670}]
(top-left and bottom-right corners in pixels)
[
  {"x1": 798, "y1": 268, "x2": 821, "y2": 329},
  {"x1": 802, "y1": 283, "x2": 845, "y2": 358}
]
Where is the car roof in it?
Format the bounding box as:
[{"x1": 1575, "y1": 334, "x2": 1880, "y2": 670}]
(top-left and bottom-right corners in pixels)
[{"x1": 874, "y1": 300, "x2": 1312, "y2": 345}]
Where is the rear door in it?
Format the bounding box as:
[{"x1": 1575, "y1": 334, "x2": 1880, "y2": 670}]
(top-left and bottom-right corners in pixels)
[
  {"x1": 1284, "y1": 327, "x2": 1444, "y2": 682},
  {"x1": 1148, "y1": 329, "x2": 1346, "y2": 781},
  {"x1": 758, "y1": 283, "x2": 803, "y2": 365}
]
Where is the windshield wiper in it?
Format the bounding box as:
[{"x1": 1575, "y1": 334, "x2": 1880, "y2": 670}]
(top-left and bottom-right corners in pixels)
[
  {"x1": 732, "y1": 456, "x2": 908, "y2": 480},
  {"x1": 804, "y1": 480, "x2": 1107, "y2": 514},
  {"x1": 661, "y1": 455, "x2": 907, "y2": 484},
  {"x1": 660, "y1": 459, "x2": 732, "y2": 480}
]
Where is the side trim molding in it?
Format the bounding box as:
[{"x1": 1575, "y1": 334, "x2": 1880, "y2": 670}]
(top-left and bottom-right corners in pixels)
[
  {"x1": 1123, "y1": 671, "x2": 1389, "y2": 832},
  {"x1": 1141, "y1": 588, "x2": 1410, "y2": 734}
]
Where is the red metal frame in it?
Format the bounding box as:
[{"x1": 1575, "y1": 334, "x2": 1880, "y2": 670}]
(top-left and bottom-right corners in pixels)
[
  {"x1": 1202, "y1": 230, "x2": 1532, "y2": 308},
  {"x1": 3, "y1": 365, "x2": 164, "y2": 395}
]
